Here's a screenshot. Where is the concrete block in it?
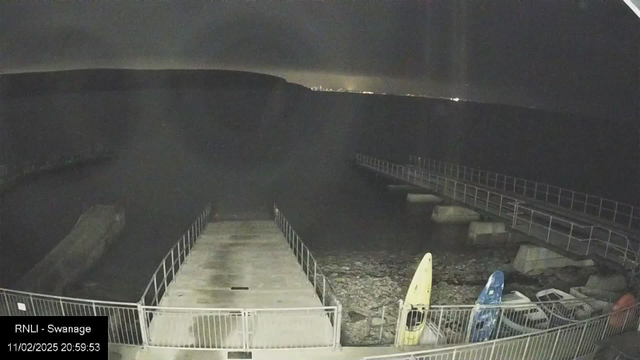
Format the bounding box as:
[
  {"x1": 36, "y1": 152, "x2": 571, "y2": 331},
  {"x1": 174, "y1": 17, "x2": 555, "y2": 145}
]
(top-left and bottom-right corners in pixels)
[
  {"x1": 570, "y1": 287, "x2": 616, "y2": 314},
  {"x1": 513, "y1": 244, "x2": 595, "y2": 275},
  {"x1": 431, "y1": 206, "x2": 480, "y2": 224},
  {"x1": 468, "y1": 222, "x2": 509, "y2": 246},
  {"x1": 406, "y1": 193, "x2": 442, "y2": 204},
  {"x1": 585, "y1": 274, "x2": 628, "y2": 293},
  {"x1": 15, "y1": 205, "x2": 125, "y2": 294}
]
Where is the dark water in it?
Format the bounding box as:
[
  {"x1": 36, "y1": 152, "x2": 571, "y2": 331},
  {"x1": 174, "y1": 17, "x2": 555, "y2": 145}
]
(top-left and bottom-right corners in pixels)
[{"x1": 1, "y1": 77, "x2": 637, "y2": 302}]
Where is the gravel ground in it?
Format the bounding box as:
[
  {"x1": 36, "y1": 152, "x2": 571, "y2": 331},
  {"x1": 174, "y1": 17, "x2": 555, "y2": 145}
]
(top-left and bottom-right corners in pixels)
[{"x1": 315, "y1": 248, "x2": 599, "y2": 346}]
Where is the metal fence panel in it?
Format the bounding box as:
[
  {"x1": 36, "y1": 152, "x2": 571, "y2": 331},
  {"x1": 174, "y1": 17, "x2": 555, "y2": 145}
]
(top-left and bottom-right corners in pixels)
[
  {"x1": 143, "y1": 307, "x2": 245, "y2": 349},
  {"x1": 363, "y1": 304, "x2": 640, "y2": 360},
  {"x1": 408, "y1": 155, "x2": 640, "y2": 231},
  {"x1": 359, "y1": 155, "x2": 638, "y2": 270}
]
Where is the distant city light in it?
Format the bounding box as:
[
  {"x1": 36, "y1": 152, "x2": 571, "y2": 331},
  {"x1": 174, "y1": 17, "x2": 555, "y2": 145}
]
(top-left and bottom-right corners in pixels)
[{"x1": 452, "y1": 97, "x2": 460, "y2": 102}]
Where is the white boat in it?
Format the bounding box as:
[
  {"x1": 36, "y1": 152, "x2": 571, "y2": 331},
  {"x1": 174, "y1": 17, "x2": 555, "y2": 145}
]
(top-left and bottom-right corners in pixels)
[
  {"x1": 535, "y1": 288, "x2": 594, "y2": 325},
  {"x1": 497, "y1": 291, "x2": 550, "y2": 336}
]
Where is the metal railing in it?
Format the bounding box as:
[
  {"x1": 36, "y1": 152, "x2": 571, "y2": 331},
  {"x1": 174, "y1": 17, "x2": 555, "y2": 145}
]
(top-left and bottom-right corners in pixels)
[
  {"x1": 141, "y1": 205, "x2": 212, "y2": 307},
  {"x1": 0, "y1": 287, "x2": 145, "y2": 345},
  {"x1": 141, "y1": 305, "x2": 339, "y2": 350},
  {"x1": 356, "y1": 154, "x2": 640, "y2": 270},
  {"x1": 137, "y1": 205, "x2": 341, "y2": 350},
  {"x1": 364, "y1": 303, "x2": 640, "y2": 360},
  {"x1": 409, "y1": 156, "x2": 640, "y2": 232},
  {"x1": 274, "y1": 204, "x2": 343, "y2": 347},
  {"x1": 395, "y1": 298, "x2": 611, "y2": 348}
]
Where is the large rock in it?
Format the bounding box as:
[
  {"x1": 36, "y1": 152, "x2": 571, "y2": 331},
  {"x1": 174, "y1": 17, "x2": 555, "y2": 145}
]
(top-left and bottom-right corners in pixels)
[
  {"x1": 468, "y1": 221, "x2": 509, "y2": 246},
  {"x1": 512, "y1": 244, "x2": 594, "y2": 275},
  {"x1": 585, "y1": 274, "x2": 628, "y2": 293},
  {"x1": 431, "y1": 206, "x2": 480, "y2": 224},
  {"x1": 15, "y1": 205, "x2": 125, "y2": 295}
]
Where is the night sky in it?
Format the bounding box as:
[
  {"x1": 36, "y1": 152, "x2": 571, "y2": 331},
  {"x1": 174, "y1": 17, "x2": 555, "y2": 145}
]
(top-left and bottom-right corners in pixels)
[{"x1": 1, "y1": 0, "x2": 638, "y2": 118}]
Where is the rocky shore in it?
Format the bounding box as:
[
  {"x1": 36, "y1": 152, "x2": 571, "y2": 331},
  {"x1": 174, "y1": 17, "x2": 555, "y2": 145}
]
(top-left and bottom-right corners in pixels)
[{"x1": 315, "y1": 248, "x2": 598, "y2": 346}]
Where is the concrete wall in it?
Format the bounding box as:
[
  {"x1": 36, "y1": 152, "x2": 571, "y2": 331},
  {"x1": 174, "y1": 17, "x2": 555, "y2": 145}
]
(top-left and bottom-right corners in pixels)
[{"x1": 14, "y1": 205, "x2": 125, "y2": 294}]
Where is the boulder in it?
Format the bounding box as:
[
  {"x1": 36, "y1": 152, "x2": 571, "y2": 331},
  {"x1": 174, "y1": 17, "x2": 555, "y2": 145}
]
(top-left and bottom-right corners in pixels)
[
  {"x1": 585, "y1": 274, "x2": 628, "y2": 293},
  {"x1": 513, "y1": 244, "x2": 594, "y2": 275}
]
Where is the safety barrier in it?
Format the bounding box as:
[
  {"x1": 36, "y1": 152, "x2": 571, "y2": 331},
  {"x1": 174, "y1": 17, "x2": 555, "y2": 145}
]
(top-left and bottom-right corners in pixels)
[
  {"x1": 274, "y1": 204, "x2": 343, "y2": 347},
  {"x1": 0, "y1": 287, "x2": 144, "y2": 345},
  {"x1": 409, "y1": 156, "x2": 640, "y2": 232},
  {"x1": 364, "y1": 303, "x2": 640, "y2": 360},
  {"x1": 395, "y1": 298, "x2": 610, "y2": 347},
  {"x1": 138, "y1": 204, "x2": 341, "y2": 350},
  {"x1": 356, "y1": 154, "x2": 639, "y2": 270},
  {"x1": 140, "y1": 205, "x2": 212, "y2": 307}
]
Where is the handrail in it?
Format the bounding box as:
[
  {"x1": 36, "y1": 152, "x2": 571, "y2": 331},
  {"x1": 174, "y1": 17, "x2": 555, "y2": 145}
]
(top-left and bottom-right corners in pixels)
[
  {"x1": 140, "y1": 204, "x2": 212, "y2": 307},
  {"x1": 409, "y1": 155, "x2": 639, "y2": 232},
  {"x1": 0, "y1": 287, "x2": 138, "y2": 307},
  {"x1": 363, "y1": 302, "x2": 640, "y2": 360},
  {"x1": 356, "y1": 154, "x2": 639, "y2": 269},
  {"x1": 273, "y1": 204, "x2": 343, "y2": 348}
]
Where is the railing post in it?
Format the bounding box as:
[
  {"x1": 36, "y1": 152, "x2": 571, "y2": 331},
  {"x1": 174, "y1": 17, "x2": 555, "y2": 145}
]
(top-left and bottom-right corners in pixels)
[
  {"x1": 547, "y1": 216, "x2": 553, "y2": 242},
  {"x1": 498, "y1": 196, "x2": 503, "y2": 216},
  {"x1": 92, "y1": 301, "x2": 97, "y2": 316},
  {"x1": 243, "y1": 310, "x2": 250, "y2": 351},
  {"x1": 572, "y1": 322, "x2": 588, "y2": 360},
  {"x1": 59, "y1": 298, "x2": 65, "y2": 316},
  {"x1": 474, "y1": 187, "x2": 478, "y2": 207},
  {"x1": 584, "y1": 195, "x2": 590, "y2": 214},
  {"x1": 334, "y1": 303, "x2": 342, "y2": 350},
  {"x1": 171, "y1": 248, "x2": 175, "y2": 279},
  {"x1": 528, "y1": 210, "x2": 533, "y2": 234},
  {"x1": 558, "y1": 189, "x2": 562, "y2": 205},
  {"x1": 587, "y1": 227, "x2": 593, "y2": 255},
  {"x1": 436, "y1": 308, "x2": 444, "y2": 345},
  {"x1": 314, "y1": 262, "x2": 317, "y2": 290},
  {"x1": 153, "y1": 275, "x2": 158, "y2": 306},
  {"x1": 322, "y1": 276, "x2": 326, "y2": 306},
  {"x1": 485, "y1": 191, "x2": 490, "y2": 211},
  {"x1": 489, "y1": 341, "x2": 497, "y2": 360},
  {"x1": 177, "y1": 240, "x2": 181, "y2": 268},
  {"x1": 549, "y1": 329, "x2": 561, "y2": 359},
  {"x1": 601, "y1": 315, "x2": 611, "y2": 339},
  {"x1": 463, "y1": 184, "x2": 467, "y2": 203},
  {"x1": 378, "y1": 305, "x2": 386, "y2": 343},
  {"x1": 545, "y1": 185, "x2": 549, "y2": 202},
  {"x1": 598, "y1": 198, "x2": 604, "y2": 218},
  {"x1": 621, "y1": 307, "x2": 631, "y2": 331},
  {"x1": 29, "y1": 294, "x2": 35, "y2": 315},
  {"x1": 568, "y1": 223, "x2": 575, "y2": 250},
  {"x1": 521, "y1": 336, "x2": 531, "y2": 360},
  {"x1": 162, "y1": 261, "x2": 168, "y2": 295},
  {"x1": 613, "y1": 202, "x2": 619, "y2": 223},
  {"x1": 137, "y1": 302, "x2": 149, "y2": 348},
  {"x1": 306, "y1": 250, "x2": 310, "y2": 280},
  {"x1": 605, "y1": 230, "x2": 612, "y2": 258},
  {"x1": 629, "y1": 207, "x2": 634, "y2": 228}
]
